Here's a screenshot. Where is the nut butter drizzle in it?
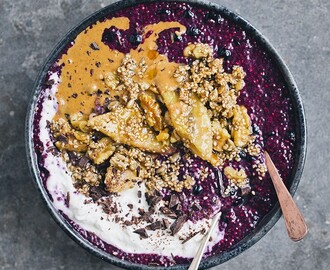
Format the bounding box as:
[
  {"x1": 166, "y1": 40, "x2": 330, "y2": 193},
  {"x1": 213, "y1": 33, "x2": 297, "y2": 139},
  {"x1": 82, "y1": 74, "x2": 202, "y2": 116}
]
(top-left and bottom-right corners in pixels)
[{"x1": 55, "y1": 18, "x2": 186, "y2": 120}]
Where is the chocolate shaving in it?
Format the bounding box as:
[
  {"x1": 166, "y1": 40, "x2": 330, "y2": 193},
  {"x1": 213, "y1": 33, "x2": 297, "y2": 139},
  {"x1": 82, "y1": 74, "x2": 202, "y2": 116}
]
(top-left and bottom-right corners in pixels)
[
  {"x1": 90, "y1": 42, "x2": 100, "y2": 50},
  {"x1": 65, "y1": 192, "x2": 70, "y2": 207},
  {"x1": 90, "y1": 186, "x2": 109, "y2": 201},
  {"x1": 160, "y1": 207, "x2": 177, "y2": 219},
  {"x1": 115, "y1": 215, "x2": 120, "y2": 223},
  {"x1": 57, "y1": 134, "x2": 68, "y2": 143},
  {"x1": 175, "y1": 203, "x2": 182, "y2": 213},
  {"x1": 141, "y1": 212, "x2": 154, "y2": 223},
  {"x1": 78, "y1": 156, "x2": 89, "y2": 167},
  {"x1": 131, "y1": 216, "x2": 139, "y2": 225},
  {"x1": 98, "y1": 200, "x2": 112, "y2": 214},
  {"x1": 178, "y1": 192, "x2": 186, "y2": 202},
  {"x1": 162, "y1": 218, "x2": 170, "y2": 229},
  {"x1": 127, "y1": 204, "x2": 133, "y2": 209},
  {"x1": 137, "y1": 190, "x2": 142, "y2": 198},
  {"x1": 146, "y1": 193, "x2": 162, "y2": 207},
  {"x1": 44, "y1": 79, "x2": 55, "y2": 86},
  {"x1": 124, "y1": 220, "x2": 132, "y2": 226},
  {"x1": 145, "y1": 221, "x2": 162, "y2": 231},
  {"x1": 134, "y1": 228, "x2": 148, "y2": 239},
  {"x1": 191, "y1": 202, "x2": 202, "y2": 211},
  {"x1": 216, "y1": 168, "x2": 225, "y2": 197},
  {"x1": 67, "y1": 151, "x2": 76, "y2": 161},
  {"x1": 170, "y1": 214, "x2": 187, "y2": 235},
  {"x1": 138, "y1": 208, "x2": 145, "y2": 216},
  {"x1": 169, "y1": 194, "x2": 179, "y2": 209}
]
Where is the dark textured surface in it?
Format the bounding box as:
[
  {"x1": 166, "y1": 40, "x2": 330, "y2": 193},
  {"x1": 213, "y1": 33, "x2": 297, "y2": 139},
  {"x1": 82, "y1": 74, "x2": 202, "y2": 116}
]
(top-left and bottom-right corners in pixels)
[{"x1": 0, "y1": 0, "x2": 329, "y2": 269}]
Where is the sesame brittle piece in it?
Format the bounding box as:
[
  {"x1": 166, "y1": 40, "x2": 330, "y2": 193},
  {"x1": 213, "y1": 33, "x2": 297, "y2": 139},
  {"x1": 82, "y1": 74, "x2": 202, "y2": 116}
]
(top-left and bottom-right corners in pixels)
[
  {"x1": 50, "y1": 118, "x2": 90, "y2": 152},
  {"x1": 88, "y1": 105, "x2": 173, "y2": 154},
  {"x1": 87, "y1": 137, "x2": 116, "y2": 164},
  {"x1": 104, "y1": 147, "x2": 152, "y2": 193}
]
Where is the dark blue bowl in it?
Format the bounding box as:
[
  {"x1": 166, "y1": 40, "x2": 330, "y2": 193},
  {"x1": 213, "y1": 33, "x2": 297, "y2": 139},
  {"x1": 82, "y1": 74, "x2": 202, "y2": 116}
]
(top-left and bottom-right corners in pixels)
[{"x1": 26, "y1": 0, "x2": 306, "y2": 269}]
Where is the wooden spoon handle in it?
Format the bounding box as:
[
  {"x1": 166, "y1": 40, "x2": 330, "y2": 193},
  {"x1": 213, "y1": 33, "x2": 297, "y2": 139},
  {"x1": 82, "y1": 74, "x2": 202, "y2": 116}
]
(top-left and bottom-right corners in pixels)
[{"x1": 265, "y1": 151, "x2": 308, "y2": 241}]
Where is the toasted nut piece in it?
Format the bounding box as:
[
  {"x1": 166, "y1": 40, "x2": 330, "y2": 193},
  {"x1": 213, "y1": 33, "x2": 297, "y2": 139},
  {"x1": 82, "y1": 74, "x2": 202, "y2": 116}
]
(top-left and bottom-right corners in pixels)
[
  {"x1": 192, "y1": 44, "x2": 212, "y2": 58},
  {"x1": 70, "y1": 112, "x2": 90, "y2": 132},
  {"x1": 235, "y1": 80, "x2": 245, "y2": 91},
  {"x1": 105, "y1": 167, "x2": 138, "y2": 193},
  {"x1": 170, "y1": 130, "x2": 180, "y2": 143},
  {"x1": 73, "y1": 130, "x2": 90, "y2": 143},
  {"x1": 224, "y1": 166, "x2": 248, "y2": 187},
  {"x1": 183, "y1": 44, "x2": 196, "y2": 57},
  {"x1": 157, "y1": 129, "x2": 170, "y2": 142},
  {"x1": 183, "y1": 43, "x2": 213, "y2": 58},
  {"x1": 139, "y1": 92, "x2": 164, "y2": 131},
  {"x1": 224, "y1": 166, "x2": 247, "y2": 180},
  {"x1": 87, "y1": 137, "x2": 116, "y2": 164}
]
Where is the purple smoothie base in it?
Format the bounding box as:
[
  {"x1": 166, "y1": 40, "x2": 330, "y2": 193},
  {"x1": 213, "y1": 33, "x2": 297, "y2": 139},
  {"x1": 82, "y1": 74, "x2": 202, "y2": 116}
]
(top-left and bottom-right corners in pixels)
[{"x1": 32, "y1": 1, "x2": 297, "y2": 267}]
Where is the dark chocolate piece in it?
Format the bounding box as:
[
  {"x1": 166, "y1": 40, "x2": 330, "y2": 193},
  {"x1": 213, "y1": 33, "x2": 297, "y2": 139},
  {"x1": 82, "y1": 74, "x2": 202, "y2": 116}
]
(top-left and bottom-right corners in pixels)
[
  {"x1": 163, "y1": 218, "x2": 170, "y2": 229},
  {"x1": 134, "y1": 228, "x2": 148, "y2": 239},
  {"x1": 145, "y1": 221, "x2": 162, "y2": 231},
  {"x1": 169, "y1": 194, "x2": 179, "y2": 209},
  {"x1": 170, "y1": 214, "x2": 187, "y2": 235},
  {"x1": 57, "y1": 134, "x2": 68, "y2": 143},
  {"x1": 90, "y1": 42, "x2": 100, "y2": 50},
  {"x1": 191, "y1": 202, "x2": 202, "y2": 211},
  {"x1": 78, "y1": 156, "x2": 89, "y2": 168},
  {"x1": 160, "y1": 207, "x2": 177, "y2": 219}
]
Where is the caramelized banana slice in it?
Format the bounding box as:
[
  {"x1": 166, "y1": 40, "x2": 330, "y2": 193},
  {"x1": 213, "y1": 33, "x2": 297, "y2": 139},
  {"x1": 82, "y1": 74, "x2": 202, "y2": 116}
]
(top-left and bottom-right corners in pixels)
[
  {"x1": 88, "y1": 105, "x2": 173, "y2": 154},
  {"x1": 159, "y1": 89, "x2": 215, "y2": 165}
]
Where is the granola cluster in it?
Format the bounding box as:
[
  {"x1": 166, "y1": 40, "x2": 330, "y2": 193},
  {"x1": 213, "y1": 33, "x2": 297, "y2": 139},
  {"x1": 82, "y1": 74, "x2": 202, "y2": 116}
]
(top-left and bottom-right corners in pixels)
[{"x1": 50, "y1": 43, "x2": 263, "y2": 196}]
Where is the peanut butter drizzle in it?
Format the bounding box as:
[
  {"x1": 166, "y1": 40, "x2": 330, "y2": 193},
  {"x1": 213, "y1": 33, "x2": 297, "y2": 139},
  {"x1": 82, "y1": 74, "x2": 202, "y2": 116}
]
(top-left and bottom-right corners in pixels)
[{"x1": 54, "y1": 17, "x2": 186, "y2": 119}]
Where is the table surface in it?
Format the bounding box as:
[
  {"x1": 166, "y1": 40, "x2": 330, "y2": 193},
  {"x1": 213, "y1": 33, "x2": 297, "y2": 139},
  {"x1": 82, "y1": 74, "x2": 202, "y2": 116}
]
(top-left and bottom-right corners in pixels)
[{"x1": 0, "y1": 0, "x2": 329, "y2": 269}]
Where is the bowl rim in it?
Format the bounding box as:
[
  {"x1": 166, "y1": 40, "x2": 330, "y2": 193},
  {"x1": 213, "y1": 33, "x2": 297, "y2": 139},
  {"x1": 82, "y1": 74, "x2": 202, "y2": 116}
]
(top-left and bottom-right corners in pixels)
[{"x1": 25, "y1": 0, "x2": 307, "y2": 269}]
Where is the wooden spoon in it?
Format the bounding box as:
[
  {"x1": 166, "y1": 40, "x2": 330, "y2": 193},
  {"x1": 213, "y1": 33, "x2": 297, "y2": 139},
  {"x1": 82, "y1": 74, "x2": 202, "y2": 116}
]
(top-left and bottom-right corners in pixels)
[{"x1": 265, "y1": 151, "x2": 308, "y2": 241}]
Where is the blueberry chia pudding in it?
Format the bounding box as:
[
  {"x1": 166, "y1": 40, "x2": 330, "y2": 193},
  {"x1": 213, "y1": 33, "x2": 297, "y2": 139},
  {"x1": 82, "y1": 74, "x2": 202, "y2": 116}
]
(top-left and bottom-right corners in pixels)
[{"x1": 32, "y1": 1, "x2": 297, "y2": 267}]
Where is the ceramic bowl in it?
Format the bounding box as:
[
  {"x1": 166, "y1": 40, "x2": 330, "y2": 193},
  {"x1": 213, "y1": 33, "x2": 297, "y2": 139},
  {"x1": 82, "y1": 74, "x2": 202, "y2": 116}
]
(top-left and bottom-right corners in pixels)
[{"x1": 26, "y1": 1, "x2": 306, "y2": 269}]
